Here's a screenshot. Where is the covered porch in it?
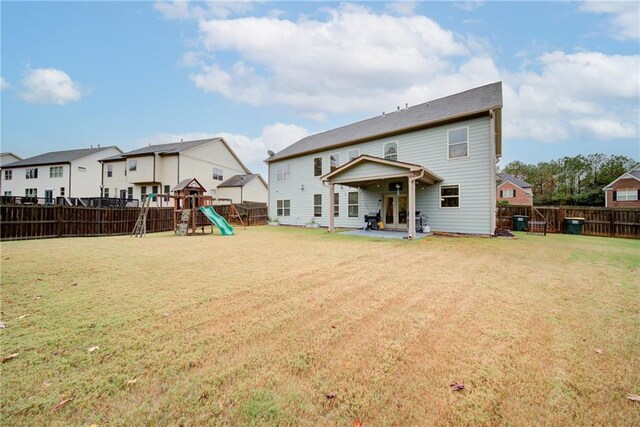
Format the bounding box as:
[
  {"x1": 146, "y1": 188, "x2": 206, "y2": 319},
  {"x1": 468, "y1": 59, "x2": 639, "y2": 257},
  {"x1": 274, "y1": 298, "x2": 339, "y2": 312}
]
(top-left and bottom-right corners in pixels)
[{"x1": 321, "y1": 155, "x2": 443, "y2": 239}]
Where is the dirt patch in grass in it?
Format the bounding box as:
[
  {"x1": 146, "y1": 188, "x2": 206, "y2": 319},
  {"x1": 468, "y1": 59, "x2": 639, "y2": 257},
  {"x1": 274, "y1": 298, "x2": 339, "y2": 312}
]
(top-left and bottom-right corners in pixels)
[{"x1": 1, "y1": 227, "x2": 639, "y2": 425}]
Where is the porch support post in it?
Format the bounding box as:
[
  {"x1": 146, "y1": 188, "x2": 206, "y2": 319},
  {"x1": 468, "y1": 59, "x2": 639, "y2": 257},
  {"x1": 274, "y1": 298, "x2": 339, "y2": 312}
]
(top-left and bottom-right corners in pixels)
[
  {"x1": 328, "y1": 183, "x2": 335, "y2": 233},
  {"x1": 408, "y1": 176, "x2": 416, "y2": 239}
]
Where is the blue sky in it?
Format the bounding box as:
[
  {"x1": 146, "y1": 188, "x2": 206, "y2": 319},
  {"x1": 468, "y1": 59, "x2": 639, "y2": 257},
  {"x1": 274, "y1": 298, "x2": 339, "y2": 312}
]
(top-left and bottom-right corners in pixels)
[{"x1": 1, "y1": 1, "x2": 639, "y2": 177}]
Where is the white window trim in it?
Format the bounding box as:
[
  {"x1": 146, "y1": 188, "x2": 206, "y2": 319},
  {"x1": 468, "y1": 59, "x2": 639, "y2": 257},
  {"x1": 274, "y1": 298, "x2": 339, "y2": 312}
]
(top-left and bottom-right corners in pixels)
[
  {"x1": 4, "y1": 170, "x2": 12, "y2": 180},
  {"x1": 313, "y1": 194, "x2": 322, "y2": 217},
  {"x1": 502, "y1": 189, "x2": 514, "y2": 198},
  {"x1": 50, "y1": 166, "x2": 64, "y2": 178},
  {"x1": 128, "y1": 160, "x2": 137, "y2": 171},
  {"x1": 447, "y1": 126, "x2": 469, "y2": 160},
  {"x1": 313, "y1": 156, "x2": 323, "y2": 177},
  {"x1": 383, "y1": 141, "x2": 399, "y2": 161},
  {"x1": 276, "y1": 199, "x2": 291, "y2": 217},
  {"x1": 107, "y1": 164, "x2": 113, "y2": 178},
  {"x1": 347, "y1": 191, "x2": 359, "y2": 218},
  {"x1": 276, "y1": 163, "x2": 291, "y2": 182},
  {"x1": 347, "y1": 148, "x2": 359, "y2": 162},
  {"x1": 617, "y1": 189, "x2": 638, "y2": 201},
  {"x1": 334, "y1": 192, "x2": 340, "y2": 217},
  {"x1": 439, "y1": 184, "x2": 461, "y2": 209}
]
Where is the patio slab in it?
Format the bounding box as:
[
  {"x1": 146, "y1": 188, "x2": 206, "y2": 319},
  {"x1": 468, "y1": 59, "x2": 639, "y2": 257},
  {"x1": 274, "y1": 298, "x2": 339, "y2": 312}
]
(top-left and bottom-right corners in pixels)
[{"x1": 339, "y1": 229, "x2": 431, "y2": 239}]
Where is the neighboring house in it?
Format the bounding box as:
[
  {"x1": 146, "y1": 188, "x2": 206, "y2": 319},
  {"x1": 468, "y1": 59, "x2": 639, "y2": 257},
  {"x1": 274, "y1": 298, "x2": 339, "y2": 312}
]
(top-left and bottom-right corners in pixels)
[
  {"x1": 603, "y1": 163, "x2": 640, "y2": 208},
  {"x1": 100, "y1": 138, "x2": 267, "y2": 202},
  {"x1": 497, "y1": 173, "x2": 533, "y2": 205},
  {"x1": 216, "y1": 174, "x2": 269, "y2": 203},
  {"x1": 0, "y1": 152, "x2": 22, "y2": 193},
  {"x1": 265, "y1": 82, "x2": 503, "y2": 237},
  {"x1": 1, "y1": 146, "x2": 122, "y2": 201}
]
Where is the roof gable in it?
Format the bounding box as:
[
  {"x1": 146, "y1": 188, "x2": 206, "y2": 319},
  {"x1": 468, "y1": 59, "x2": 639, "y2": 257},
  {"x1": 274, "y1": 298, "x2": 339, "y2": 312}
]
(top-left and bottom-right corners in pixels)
[
  {"x1": 497, "y1": 173, "x2": 532, "y2": 189},
  {"x1": 321, "y1": 155, "x2": 442, "y2": 186},
  {"x1": 603, "y1": 163, "x2": 640, "y2": 189},
  {"x1": 267, "y1": 82, "x2": 502, "y2": 163},
  {"x1": 172, "y1": 177, "x2": 206, "y2": 192}
]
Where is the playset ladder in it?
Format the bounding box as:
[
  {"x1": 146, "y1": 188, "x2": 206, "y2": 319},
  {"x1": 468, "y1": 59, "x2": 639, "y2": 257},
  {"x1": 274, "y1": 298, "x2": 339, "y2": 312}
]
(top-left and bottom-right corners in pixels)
[{"x1": 131, "y1": 195, "x2": 153, "y2": 237}]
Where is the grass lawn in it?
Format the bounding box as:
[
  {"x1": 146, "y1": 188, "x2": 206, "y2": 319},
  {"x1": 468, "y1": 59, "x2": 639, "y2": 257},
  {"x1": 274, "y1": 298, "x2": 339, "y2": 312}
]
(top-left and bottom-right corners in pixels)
[{"x1": 1, "y1": 227, "x2": 639, "y2": 425}]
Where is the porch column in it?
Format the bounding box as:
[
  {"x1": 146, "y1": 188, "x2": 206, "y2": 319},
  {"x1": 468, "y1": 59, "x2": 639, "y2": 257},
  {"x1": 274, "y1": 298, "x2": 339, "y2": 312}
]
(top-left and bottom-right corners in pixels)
[
  {"x1": 408, "y1": 176, "x2": 416, "y2": 239},
  {"x1": 328, "y1": 183, "x2": 335, "y2": 233}
]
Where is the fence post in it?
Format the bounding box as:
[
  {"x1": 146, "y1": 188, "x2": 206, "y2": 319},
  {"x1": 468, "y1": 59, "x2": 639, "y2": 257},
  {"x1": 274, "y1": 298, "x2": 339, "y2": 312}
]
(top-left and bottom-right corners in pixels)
[
  {"x1": 609, "y1": 208, "x2": 614, "y2": 237},
  {"x1": 56, "y1": 206, "x2": 63, "y2": 238}
]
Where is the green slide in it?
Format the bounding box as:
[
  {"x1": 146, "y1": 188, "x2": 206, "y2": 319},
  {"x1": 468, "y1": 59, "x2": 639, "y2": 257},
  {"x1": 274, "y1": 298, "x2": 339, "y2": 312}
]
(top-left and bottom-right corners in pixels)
[{"x1": 199, "y1": 206, "x2": 234, "y2": 236}]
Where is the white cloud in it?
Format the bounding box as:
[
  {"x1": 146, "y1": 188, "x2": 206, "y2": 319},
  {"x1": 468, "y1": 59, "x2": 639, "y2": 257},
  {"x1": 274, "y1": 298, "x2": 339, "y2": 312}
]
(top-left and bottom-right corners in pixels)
[
  {"x1": 20, "y1": 68, "x2": 86, "y2": 105},
  {"x1": 579, "y1": 0, "x2": 640, "y2": 40},
  {"x1": 0, "y1": 77, "x2": 9, "y2": 90},
  {"x1": 453, "y1": 1, "x2": 485, "y2": 12},
  {"x1": 162, "y1": 3, "x2": 639, "y2": 144},
  {"x1": 503, "y1": 51, "x2": 639, "y2": 141},
  {"x1": 154, "y1": 0, "x2": 254, "y2": 20},
  {"x1": 385, "y1": 1, "x2": 418, "y2": 17},
  {"x1": 137, "y1": 123, "x2": 309, "y2": 177}
]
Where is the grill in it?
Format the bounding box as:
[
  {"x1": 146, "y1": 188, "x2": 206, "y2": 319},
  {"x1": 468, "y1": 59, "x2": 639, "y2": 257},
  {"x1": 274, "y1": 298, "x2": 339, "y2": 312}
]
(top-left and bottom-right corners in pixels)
[{"x1": 364, "y1": 212, "x2": 380, "y2": 230}]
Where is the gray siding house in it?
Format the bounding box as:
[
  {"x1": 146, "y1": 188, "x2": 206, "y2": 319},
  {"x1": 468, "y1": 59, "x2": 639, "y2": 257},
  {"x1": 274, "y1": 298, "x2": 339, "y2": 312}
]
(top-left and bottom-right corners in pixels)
[{"x1": 265, "y1": 82, "x2": 503, "y2": 238}]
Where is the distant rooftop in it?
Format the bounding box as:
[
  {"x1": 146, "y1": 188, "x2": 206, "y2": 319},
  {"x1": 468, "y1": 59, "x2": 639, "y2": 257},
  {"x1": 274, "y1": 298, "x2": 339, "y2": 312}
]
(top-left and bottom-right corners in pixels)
[
  {"x1": 3, "y1": 147, "x2": 120, "y2": 168},
  {"x1": 266, "y1": 82, "x2": 502, "y2": 162},
  {"x1": 100, "y1": 138, "x2": 223, "y2": 161},
  {"x1": 218, "y1": 174, "x2": 261, "y2": 188},
  {"x1": 498, "y1": 173, "x2": 532, "y2": 189}
]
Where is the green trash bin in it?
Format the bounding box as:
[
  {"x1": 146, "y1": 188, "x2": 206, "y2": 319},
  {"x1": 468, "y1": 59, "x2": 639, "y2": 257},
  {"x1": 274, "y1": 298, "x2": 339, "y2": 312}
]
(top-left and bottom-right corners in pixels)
[
  {"x1": 564, "y1": 217, "x2": 585, "y2": 235},
  {"x1": 512, "y1": 215, "x2": 529, "y2": 231}
]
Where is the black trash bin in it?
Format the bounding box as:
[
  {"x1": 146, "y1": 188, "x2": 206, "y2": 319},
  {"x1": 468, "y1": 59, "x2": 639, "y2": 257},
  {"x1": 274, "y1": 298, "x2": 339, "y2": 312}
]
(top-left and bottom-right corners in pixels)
[
  {"x1": 512, "y1": 215, "x2": 529, "y2": 231},
  {"x1": 564, "y1": 217, "x2": 585, "y2": 235}
]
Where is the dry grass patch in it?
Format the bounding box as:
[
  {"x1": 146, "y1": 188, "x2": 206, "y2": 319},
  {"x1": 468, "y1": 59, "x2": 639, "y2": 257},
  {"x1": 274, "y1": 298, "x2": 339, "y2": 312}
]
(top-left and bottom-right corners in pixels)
[{"x1": 1, "y1": 227, "x2": 639, "y2": 425}]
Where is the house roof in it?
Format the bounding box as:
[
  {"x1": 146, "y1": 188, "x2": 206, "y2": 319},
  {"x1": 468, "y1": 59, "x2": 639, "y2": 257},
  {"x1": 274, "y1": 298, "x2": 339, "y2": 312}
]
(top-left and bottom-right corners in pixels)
[
  {"x1": 101, "y1": 138, "x2": 218, "y2": 161},
  {"x1": 321, "y1": 154, "x2": 443, "y2": 186},
  {"x1": 266, "y1": 82, "x2": 502, "y2": 163},
  {"x1": 218, "y1": 174, "x2": 261, "y2": 188},
  {"x1": 603, "y1": 163, "x2": 640, "y2": 189},
  {"x1": 3, "y1": 146, "x2": 121, "y2": 168},
  {"x1": 497, "y1": 173, "x2": 532, "y2": 189}
]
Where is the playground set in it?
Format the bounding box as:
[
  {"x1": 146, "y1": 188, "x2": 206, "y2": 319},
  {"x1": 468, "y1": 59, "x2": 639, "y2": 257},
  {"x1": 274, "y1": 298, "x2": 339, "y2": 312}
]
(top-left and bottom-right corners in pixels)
[{"x1": 131, "y1": 178, "x2": 244, "y2": 238}]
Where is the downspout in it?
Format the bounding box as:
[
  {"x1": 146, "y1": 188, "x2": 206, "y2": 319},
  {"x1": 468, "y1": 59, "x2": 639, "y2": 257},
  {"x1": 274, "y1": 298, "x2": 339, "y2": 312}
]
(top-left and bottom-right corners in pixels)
[
  {"x1": 177, "y1": 154, "x2": 180, "y2": 185},
  {"x1": 240, "y1": 185, "x2": 243, "y2": 203},
  {"x1": 68, "y1": 162, "x2": 72, "y2": 197},
  {"x1": 153, "y1": 155, "x2": 156, "y2": 184},
  {"x1": 100, "y1": 162, "x2": 104, "y2": 196},
  {"x1": 489, "y1": 109, "x2": 497, "y2": 235}
]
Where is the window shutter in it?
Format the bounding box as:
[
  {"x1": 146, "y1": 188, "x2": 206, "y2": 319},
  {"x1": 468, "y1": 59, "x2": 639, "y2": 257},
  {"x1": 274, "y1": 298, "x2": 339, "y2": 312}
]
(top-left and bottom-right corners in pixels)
[
  {"x1": 513, "y1": 189, "x2": 517, "y2": 197},
  {"x1": 637, "y1": 189, "x2": 640, "y2": 200},
  {"x1": 500, "y1": 190, "x2": 503, "y2": 197},
  {"x1": 612, "y1": 190, "x2": 617, "y2": 201}
]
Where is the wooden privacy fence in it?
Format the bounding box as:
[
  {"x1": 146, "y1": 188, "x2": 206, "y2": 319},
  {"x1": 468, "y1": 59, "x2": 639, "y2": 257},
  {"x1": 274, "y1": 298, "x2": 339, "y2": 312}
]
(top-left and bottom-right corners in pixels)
[
  {"x1": 1, "y1": 203, "x2": 267, "y2": 241},
  {"x1": 497, "y1": 205, "x2": 640, "y2": 239}
]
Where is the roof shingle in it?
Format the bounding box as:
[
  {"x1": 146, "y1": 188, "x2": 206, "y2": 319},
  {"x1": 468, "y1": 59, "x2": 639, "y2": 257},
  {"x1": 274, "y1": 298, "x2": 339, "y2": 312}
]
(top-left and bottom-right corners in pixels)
[{"x1": 3, "y1": 147, "x2": 121, "y2": 168}]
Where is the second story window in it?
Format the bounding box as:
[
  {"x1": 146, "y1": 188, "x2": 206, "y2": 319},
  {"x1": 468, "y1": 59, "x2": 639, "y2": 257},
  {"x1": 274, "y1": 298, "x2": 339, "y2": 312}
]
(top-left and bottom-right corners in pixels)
[
  {"x1": 314, "y1": 157, "x2": 322, "y2": 177},
  {"x1": 276, "y1": 163, "x2": 290, "y2": 182},
  {"x1": 50, "y1": 166, "x2": 63, "y2": 178},
  {"x1": 26, "y1": 168, "x2": 38, "y2": 179},
  {"x1": 448, "y1": 127, "x2": 469, "y2": 159},
  {"x1": 212, "y1": 167, "x2": 224, "y2": 181},
  {"x1": 107, "y1": 164, "x2": 113, "y2": 177},
  {"x1": 129, "y1": 160, "x2": 137, "y2": 171},
  {"x1": 4, "y1": 170, "x2": 12, "y2": 180},
  {"x1": 383, "y1": 142, "x2": 398, "y2": 161},
  {"x1": 330, "y1": 153, "x2": 340, "y2": 171}
]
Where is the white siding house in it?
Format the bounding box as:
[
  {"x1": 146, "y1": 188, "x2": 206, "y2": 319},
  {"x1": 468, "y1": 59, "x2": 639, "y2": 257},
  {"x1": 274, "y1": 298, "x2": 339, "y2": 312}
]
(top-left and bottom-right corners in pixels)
[
  {"x1": 1, "y1": 146, "x2": 122, "y2": 201},
  {"x1": 100, "y1": 138, "x2": 268, "y2": 203},
  {"x1": 265, "y1": 82, "x2": 503, "y2": 237}
]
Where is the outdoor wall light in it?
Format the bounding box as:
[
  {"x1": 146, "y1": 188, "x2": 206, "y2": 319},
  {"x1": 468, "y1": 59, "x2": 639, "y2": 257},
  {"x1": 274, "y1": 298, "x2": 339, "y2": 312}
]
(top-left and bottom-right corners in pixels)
[{"x1": 301, "y1": 185, "x2": 305, "y2": 191}]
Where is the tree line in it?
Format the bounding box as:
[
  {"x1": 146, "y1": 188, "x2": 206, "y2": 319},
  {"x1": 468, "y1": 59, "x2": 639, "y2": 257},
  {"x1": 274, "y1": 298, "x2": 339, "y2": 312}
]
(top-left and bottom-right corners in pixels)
[{"x1": 501, "y1": 154, "x2": 637, "y2": 206}]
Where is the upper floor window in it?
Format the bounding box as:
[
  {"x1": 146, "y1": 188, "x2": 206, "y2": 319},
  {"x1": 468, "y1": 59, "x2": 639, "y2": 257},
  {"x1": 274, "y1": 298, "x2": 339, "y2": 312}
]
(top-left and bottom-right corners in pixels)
[
  {"x1": 50, "y1": 166, "x2": 63, "y2": 178},
  {"x1": 383, "y1": 142, "x2": 398, "y2": 161},
  {"x1": 212, "y1": 167, "x2": 223, "y2": 181},
  {"x1": 4, "y1": 170, "x2": 12, "y2": 180},
  {"x1": 501, "y1": 189, "x2": 515, "y2": 198},
  {"x1": 313, "y1": 157, "x2": 323, "y2": 177},
  {"x1": 107, "y1": 164, "x2": 113, "y2": 177},
  {"x1": 330, "y1": 153, "x2": 340, "y2": 171},
  {"x1": 441, "y1": 185, "x2": 460, "y2": 208},
  {"x1": 26, "y1": 168, "x2": 38, "y2": 179},
  {"x1": 129, "y1": 160, "x2": 137, "y2": 171},
  {"x1": 615, "y1": 189, "x2": 639, "y2": 201},
  {"x1": 276, "y1": 163, "x2": 290, "y2": 182},
  {"x1": 448, "y1": 127, "x2": 468, "y2": 159},
  {"x1": 347, "y1": 149, "x2": 359, "y2": 162}
]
